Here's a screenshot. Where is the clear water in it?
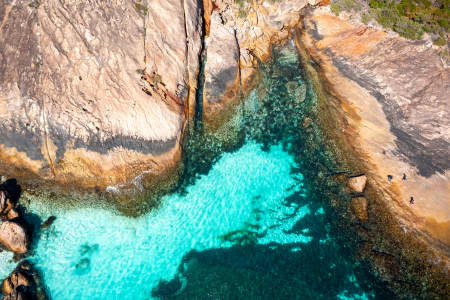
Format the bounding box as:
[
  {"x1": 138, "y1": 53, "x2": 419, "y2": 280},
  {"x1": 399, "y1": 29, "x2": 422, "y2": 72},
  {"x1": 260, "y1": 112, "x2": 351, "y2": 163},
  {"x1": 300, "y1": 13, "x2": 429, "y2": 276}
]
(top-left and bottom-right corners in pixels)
[
  {"x1": 26, "y1": 142, "x2": 328, "y2": 299},
  {"x1": 1, "y1": 43, "x2": 392, "y2": 299}
]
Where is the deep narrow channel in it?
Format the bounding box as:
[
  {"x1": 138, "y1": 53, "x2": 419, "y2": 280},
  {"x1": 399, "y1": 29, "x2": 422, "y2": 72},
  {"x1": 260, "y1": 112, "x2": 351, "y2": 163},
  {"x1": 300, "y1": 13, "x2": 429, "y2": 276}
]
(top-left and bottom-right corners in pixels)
[{"x1": 23, "y1": 42, "x2": 394, "y2": 300}]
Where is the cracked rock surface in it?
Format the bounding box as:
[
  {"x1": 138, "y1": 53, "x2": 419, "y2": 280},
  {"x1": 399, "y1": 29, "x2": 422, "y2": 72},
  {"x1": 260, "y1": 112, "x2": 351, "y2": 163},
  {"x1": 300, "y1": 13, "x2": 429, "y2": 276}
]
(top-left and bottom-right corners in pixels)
[{"x1": 0, "y1": 0, "x2": 202, "y2": 194}]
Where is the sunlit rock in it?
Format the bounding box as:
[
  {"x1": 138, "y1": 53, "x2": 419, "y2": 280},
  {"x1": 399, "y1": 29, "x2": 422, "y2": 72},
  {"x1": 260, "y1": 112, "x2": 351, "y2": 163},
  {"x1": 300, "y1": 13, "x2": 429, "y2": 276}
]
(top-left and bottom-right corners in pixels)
[
  {"x1": 0, "y1": 221, "x2": 28, "y2": 254},
  {"x1": 348, "y1": 175, "x2": 367, "y2": 193}
]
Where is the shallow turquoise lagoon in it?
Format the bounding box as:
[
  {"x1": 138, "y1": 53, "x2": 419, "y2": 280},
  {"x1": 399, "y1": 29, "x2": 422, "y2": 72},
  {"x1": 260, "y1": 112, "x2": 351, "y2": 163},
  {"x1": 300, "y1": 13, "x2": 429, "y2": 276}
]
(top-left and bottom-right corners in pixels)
[{"x1": 27, "y1": 142, "x2": 340, "y2": 300}]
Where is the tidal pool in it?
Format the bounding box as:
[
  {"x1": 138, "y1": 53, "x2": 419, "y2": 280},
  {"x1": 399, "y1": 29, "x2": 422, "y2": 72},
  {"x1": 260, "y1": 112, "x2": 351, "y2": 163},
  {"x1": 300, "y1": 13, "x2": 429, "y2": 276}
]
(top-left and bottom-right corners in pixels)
[{"x1": 10, "y1": 43, "x2": 393, "y2": 299}]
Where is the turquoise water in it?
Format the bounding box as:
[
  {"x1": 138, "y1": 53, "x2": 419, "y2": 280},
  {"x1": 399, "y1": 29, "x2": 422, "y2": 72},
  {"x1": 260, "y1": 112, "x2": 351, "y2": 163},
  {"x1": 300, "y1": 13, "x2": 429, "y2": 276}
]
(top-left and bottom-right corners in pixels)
[
  {"x1": 27, "y1": 141, "x2": 375, "y2": 300},
  {"x1": 2, "y1": 43, "x2": 394, "y2": 299},
  {"x1": 28, "y1": 142, "x2": 320, "y2": 299}
]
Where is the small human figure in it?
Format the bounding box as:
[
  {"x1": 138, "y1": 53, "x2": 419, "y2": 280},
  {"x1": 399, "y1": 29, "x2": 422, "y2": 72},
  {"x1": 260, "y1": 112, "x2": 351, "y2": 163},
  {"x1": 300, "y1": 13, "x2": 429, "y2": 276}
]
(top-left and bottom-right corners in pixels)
[
  {"x1": 387, "y1": 175, "x2": 393, "y2": 182},
  {"x1": 402, "y1": 173, "x2": 407, "y2": 181},
  {"x1": 410, "y1": 196, "x2": 415, "y2": 205}
]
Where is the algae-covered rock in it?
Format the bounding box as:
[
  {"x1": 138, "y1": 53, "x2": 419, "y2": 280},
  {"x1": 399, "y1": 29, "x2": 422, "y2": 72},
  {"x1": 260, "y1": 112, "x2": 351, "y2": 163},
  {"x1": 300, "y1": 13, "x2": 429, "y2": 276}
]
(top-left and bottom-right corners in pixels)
[{"x1": 351, "y1": 197, "x2": 368, "y2": 222}]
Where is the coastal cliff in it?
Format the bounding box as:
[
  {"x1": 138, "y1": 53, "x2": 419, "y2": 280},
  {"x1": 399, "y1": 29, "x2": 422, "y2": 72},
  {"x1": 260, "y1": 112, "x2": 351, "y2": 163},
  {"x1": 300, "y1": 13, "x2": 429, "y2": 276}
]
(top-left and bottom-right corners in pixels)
[
  {"x1": 0, "y1": 0, "x2": 449, "y2": 298},
  {"x1": 0, "y1": 0, "x2": 202, "y2": 208},
  {"x1": 296, "y1": 7, "x2": 449, "y2": 298}
]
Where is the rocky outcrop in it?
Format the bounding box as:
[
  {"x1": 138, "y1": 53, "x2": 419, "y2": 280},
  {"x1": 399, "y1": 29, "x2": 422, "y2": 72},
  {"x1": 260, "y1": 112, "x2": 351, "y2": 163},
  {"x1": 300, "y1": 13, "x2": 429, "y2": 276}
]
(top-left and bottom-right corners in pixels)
[
  {"x1": 298, "y1": 7, "x2": 450, "y2": 248},
  {"x1": 0, "y1": 221, "x2": 28, "y2": 254},
  {"x1": 0, "y1": 182, "x2": 30, "y2": 254},
  {"x1": 0, "y1": 0, "x2": 203, "y2": 202},
  {"x1": 201, "y1": 0, "x2": 323, "y2": 122},
  {"x1": 203, "y1": 10, "x2": 240, "y2": 118},
  {"x1": 296, "y1": 6, "x2": 449, "y2": 299},
  {"x1": 0, "y1": 0, "x2": 330, "y2": 204},
  {"x1": 2, "y1": 271, "x2": 29, "y2": 296},
  {"x1": 348, "y1": 175, "x2": 367, "y2": 193},
  {"x1": 1, "y1": 261, "x2": 46, "y2": 300}
]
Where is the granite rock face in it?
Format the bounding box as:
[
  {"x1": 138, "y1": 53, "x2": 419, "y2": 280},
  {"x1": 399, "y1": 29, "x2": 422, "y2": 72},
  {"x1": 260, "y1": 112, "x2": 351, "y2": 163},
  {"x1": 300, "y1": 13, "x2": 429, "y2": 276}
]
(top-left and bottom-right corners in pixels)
[
  {"x1": 1, "y1": 0, "x2": 327, "y2": 198},
  {"x1": 0, "y1": 221, "x2": 28, "y2": 254},
  {"x1": 202, "y1": 0, "x2": 322, "y2": 120},
  {"x1": 330, "y1": 34, "x2": 450, "y2": 178},
  {"x1": 298, "y1": 6, "x2": 450, "y2": 264},
  {"x1": 0, "y1": 0, "x2": 202, "y2": 197},
  {"x1": 203, "y1": 10, "x2": 240, "y2": 117}
]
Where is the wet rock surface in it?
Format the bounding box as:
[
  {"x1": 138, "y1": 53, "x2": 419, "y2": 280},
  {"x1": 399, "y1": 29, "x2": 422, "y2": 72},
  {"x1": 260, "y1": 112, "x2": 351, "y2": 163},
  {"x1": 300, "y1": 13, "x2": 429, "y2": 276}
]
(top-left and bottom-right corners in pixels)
[
  {"x1": 1, "y1": 261, "x2": 47, "y2": 300},
  {"x1": 351, "y1": 197, "x2": 368, "y2": 222}
]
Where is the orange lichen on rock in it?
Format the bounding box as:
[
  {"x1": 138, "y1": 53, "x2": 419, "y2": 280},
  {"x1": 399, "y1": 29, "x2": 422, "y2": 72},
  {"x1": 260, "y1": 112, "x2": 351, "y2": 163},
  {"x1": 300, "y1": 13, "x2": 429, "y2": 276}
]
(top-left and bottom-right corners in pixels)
[{"x1": 314, "y1": 15, "x2": 387, "y2": 58}]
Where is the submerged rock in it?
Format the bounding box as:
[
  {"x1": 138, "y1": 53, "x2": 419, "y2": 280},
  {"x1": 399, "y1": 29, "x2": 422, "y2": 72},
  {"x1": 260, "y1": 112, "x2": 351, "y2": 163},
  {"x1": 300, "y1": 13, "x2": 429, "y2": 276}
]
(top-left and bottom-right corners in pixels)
[
  {"x1": 351, "y1": 197, "x2": 369, "y2": 222},
  {"x1": 40, "y1": 216, "x2": 56, "y2": 229},
  {"x1": 348, "y1": 175, "x2": 367, "y2": 193},
  {"x1": 302, "y1": 117, "x2": 313, "y2": 128},
  {"x1": 1, "y1": 261, "x2": 48, "y2": 300},
  {"x1": 0, "y1": 221, "x2": 28, "y2": 254},
  {"x1": 1, "y1": 277, "x2": 13, "y2": 295}
]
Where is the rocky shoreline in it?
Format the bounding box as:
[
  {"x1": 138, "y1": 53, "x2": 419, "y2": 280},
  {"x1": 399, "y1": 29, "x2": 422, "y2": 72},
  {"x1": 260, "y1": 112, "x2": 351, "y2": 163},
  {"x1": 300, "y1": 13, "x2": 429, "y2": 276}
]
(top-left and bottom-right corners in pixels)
[
  {"x1": 294, "y1": 7, "x2": 449, "y2": 298},
  {"x1": 0, "y1": 180, "x2": 49, "y2": 300},
  {"x1": 0, "y1": 0, "x2": 448, "y2": 299}
]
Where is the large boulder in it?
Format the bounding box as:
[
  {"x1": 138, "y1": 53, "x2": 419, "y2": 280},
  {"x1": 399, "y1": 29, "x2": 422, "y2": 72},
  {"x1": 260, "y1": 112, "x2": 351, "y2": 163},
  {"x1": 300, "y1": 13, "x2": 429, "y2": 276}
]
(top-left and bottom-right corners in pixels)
[
  {"x1": 0, "y1": 0, "x2": 202, "y2": 200},
  {"x1": 348, "y1": 175, "x2": 367, "y2": 193},
  {"x1": 2, "y1": 271, "x2": 29, "y2": 296},
  {"x1": 0, "y1": 221, "x2": 28, "y2": 254}
]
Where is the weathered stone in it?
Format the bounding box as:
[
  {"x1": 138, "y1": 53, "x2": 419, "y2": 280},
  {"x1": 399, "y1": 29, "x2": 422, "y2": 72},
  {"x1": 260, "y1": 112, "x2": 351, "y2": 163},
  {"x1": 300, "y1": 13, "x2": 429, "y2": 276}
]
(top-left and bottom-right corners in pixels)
[
  {"x1": 0, "y1": 0, "x2": 202, "y2": 199},
  {"x1": 348, "y1": 175, "x2": 367, "y2": 193},
  {"x1": 1, "y1": 278, "x2": 13, "y2": 295},
  {"x1": 6, "y1": 209, "x2": 19, "y2": 220},
  {"x1": 0, "y1": 191, "x2": 7, "y2": 214},
  {"x1": 203, "y1": 11, "x2": 240, "y2": 108},
  {"x1": 9, "y1": 272, "x2": 29, "y2": 290},
  {"x1": 351, "y1": 197, "x2": 369, "y2": 222},
  {"x1": 2, "y1": 270, "x2": 30, "y2": 299},
  {"x1": 0, "y1": 222, "x2": 28, "y2": 254},
  {"x1": 1, "y1": 290, "x2": 25, "y2": 300}
]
